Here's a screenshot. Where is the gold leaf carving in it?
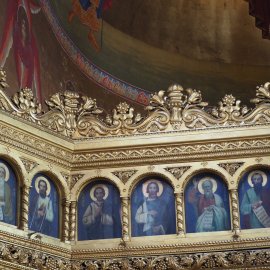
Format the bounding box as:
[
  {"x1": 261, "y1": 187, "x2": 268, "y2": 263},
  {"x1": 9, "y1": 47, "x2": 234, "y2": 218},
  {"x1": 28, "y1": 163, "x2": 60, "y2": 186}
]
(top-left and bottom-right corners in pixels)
[
  {"x1": 20, "y1": 157, "x2": 39, "y2": 173},
  {"x1": 165, "y1": 166, "x2": 191, "y2": 180},
  {"x1": 218, "y1": 162, "x2": 244, "y2": 176},
  {"x1": 70, "y1": 174, "x2": 84, "y2": 189},
  {"x1": 1, "y1": 68, "x2": 270, "y2": 137},
  {"x1": 112, "y1": 170, "x2": 137, "y2": 184}
]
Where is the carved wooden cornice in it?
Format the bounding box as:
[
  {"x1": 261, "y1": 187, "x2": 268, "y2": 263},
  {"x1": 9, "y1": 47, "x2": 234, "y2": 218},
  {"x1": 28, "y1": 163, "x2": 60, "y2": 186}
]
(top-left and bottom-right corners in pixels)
[{"x1": 1, "y1": 69, "x2": 270, "y2": 140}]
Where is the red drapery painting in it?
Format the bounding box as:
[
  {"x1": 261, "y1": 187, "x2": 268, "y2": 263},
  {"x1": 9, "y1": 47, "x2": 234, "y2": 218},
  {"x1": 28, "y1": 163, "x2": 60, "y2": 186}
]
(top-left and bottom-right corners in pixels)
[
  {"x1": 249, "y1": 0, "x2": 270, "y2": 39},
  {"x1": 0, "y1": 0, "x2": 42, "y2": 101}
]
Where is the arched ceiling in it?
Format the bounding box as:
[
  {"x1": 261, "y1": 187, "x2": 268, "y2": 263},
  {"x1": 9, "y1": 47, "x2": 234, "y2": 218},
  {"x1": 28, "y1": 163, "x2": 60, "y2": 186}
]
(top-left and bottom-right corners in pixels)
[{"x1": 44, "y1": 0, "x2": 270, "y2": 105}]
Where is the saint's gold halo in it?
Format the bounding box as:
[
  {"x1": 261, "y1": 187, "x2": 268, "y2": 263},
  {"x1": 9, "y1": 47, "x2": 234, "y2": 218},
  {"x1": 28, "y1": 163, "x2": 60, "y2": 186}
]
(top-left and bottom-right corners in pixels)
[
  {"x1": 248, "y1": 170, "x2": 267, "y2": 187},
  {"x1": 0, "y1": 163, "x2": 9, "y2": 181},
  {"x1": 198, "y1": 177, "x2": 218, "y2": 194},
  {"x1": 35, "y1": 176, "x2": 51, "y2": 196},
  {"x1": 90, "y1": 184, "x2": 109, "y2": 201},
  {"x1": 142, "y1": 179, "x2": 164, "y2": 198}
]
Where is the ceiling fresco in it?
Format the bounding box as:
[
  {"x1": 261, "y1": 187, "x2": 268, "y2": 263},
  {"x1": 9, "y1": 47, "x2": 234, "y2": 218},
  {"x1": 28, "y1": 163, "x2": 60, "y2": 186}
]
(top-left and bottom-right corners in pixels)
[{"x1": 31, "y1": 1, "x2": 270, "y2": 105}]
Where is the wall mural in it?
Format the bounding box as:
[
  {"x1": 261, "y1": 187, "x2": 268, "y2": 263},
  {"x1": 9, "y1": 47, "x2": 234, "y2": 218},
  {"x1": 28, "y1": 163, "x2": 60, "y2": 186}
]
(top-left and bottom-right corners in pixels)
[
  {"x1": 0, "y1": 0, "x2": 41, "y2": 101},
  {"x1": 239, "y1": 169, "x2": 270, "y2": 229},
  {"x1": 68, "y1": 0, "x2": 112, "y2": 51},
  {"x1": 131, "y1": 178, "x2": 176, "y2": 237},
  {"x1": 28, "y1": 174, "x2": 59, "y2": 238},
  {"x1": 0, "y1": 159, "x2": 17, "y2": 226},
  {"x1": 185, "y1": 173, "x2": 231, "y2": 233},
  {"x1": 78, "y1": 180, "x2": 122, "y2": 241}
]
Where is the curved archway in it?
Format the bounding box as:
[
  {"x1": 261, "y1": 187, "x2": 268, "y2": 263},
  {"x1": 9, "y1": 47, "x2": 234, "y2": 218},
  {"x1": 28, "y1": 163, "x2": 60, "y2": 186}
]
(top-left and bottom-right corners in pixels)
[
  {"x1": 131, "y1": 175, "x2": 176, "y2": 237},
  {"x1": 184, "y1": 171, "x2": 231, "y2": 233}
]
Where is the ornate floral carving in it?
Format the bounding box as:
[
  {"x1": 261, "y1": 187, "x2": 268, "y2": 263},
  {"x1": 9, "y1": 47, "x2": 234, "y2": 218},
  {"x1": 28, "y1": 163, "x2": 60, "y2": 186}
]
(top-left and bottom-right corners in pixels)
[
  {"x1": 165, "y1": 166, "x2": 191, "y2": 180},
  {"x1": 70, "y1": 174, "x2": 84, "y2": 189},
  {"x1": 218, "y1": 162, "x2": 244, "y2": 176},
  {"x1": 20, "y1": 157, "x2": 39, "y2": 173},
  {"x1": 61, "y1": 172, "x2": 70, "y2": 185},
  {"x1": 112, "y1": 170, "x2": 137, "y2": 184},
  {"x1": 1, "y1": 69, "x2": 270, "y2": 137},
  {"x1": 251, "y1": 82, "x2": 270, "y2": 104}
]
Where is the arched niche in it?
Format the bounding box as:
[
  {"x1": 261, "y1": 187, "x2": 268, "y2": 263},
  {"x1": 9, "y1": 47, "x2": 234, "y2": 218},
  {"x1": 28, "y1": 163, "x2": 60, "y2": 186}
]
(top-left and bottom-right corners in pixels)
[
  {"x1": 77, "y1": 179, "x2": 122, "y2": 241},
  {"x1": 28, "y1": 173, "x2": 60, "y2": 238},
  {"x1": 0, "y1": 158, "x2": 20, "y2": 226},
  {"x1": 238, "y1": 167, "x2": 270, "y2": 230},
  {"x1": 131, "y1": 175, "x2": 176, "y2": 237},
  {"x1": 184, "y1": 172, "x2": 231, "y2": 233}
]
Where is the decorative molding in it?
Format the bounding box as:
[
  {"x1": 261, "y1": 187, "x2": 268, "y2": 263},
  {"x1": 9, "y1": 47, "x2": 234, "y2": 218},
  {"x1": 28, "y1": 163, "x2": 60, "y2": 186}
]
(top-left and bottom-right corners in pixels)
[
  {"x1": 175, "y1": 192, "x2": 184, "y2": 235},
  {"x1": 1, "y1": 69, "x2": 270, "y2": 139},
  {"x1": 20, "y1": 157, "x2": 39, "y2": 173},
  {"x1": 60, "y1": 172, "x2": 70, "y2": 185},
  {"x1": 70, "y1": 174, "x2": 84, "y2": 189},
  {"x1": 112, "y1": 170, "x2": 137, "y2": 184},
  {"x1": 218, "y1": 162, "x2": 245, "y2": 176},
  {"x1": 166, "y1": 166, "x2": 191, "y2": 180},
  {"x1": 1, "y1": 239, "x2": 270, "y2": 270}
]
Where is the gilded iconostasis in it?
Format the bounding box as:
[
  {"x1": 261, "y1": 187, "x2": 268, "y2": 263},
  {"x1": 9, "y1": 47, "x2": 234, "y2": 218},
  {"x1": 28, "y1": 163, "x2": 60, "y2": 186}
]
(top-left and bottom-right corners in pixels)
[{"x1": 0, "y1": 0, "x2": 270, "y2": 269}]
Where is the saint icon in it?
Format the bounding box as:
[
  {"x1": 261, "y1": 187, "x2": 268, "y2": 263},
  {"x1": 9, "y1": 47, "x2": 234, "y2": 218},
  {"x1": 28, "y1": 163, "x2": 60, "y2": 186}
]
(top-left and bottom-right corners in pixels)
[
  {"x1": 187, "y1": 176, "x2": 230, "y2": 233},
  {"x1": 0, "y1": 163, "x2": 13, "y2": 224},
  {"x1": 29, "y1": 176, "x2": 54, "y2": 235},
  {"x1": 82, "y1": 184, "x2": 114, "y2": 239},
  {"x1": 134, "y1": 180, "x2": 168, "y2": 236},
  {"x1": 240, "y1": 170, "x2": 270, "y2": 229}
]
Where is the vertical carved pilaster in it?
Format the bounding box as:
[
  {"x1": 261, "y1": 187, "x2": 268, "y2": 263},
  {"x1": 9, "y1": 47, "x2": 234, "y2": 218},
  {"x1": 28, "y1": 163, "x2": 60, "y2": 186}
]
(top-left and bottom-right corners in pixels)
[
  {"x1": 69, "y1": 201, "x2": 77, "y2": 242},
  {"x1": 230, "y1": 189, "x2": 240, "y2": 235},
  {"x1": 62, "y1": 198, "x2": 70, "y2": 242},
  {"x1": 121, "y1": 197, "x2": 130, "y2": 241},
  {"x1": 20, "y1": 185, "x2": 30, "y2": 230},
  {"x1": 175, "y1": 192, "x2": 185, "y2": 235}
]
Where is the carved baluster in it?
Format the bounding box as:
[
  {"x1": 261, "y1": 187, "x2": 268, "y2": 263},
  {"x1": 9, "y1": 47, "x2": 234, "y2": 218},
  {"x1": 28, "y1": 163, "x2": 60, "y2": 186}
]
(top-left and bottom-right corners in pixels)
[
  {"x1": 175, "y1": 192, "x2": 185, "y2": 235},
  {"x1": 69, "y1": 201, "x2": 77, "y2": 242},
  {"x1": 20, "y1": 185, "x2": 30, "y2": 230},
  {"x1": 121, "y1": 197, "x2": 130, "y2": 241},
  {"x1": 230, "y1": 189, "x2": 240, "y2": 236},
  {"x1": 62, "y1": 198, "x2": 70, "y2": 242}
]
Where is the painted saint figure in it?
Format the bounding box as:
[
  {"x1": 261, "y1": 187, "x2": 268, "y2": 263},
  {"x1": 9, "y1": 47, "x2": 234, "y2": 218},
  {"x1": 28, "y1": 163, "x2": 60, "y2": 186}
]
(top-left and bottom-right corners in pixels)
[
  {"x1": 188, "y1": 178, "x2": 229, "y2": 232},
  {"x1": 135, "y1": 181, "x2": 167, "y2": 236},
  {"x1": 0, "y1": 1, "x2": 41, "y2": 100},
  {"x1": 240, "y1": 171, "x2": 270, "y2": 229},
  {"x1": 82, "y1": 185, "x2": 114, "y2": 239},
  {"x1": 29, "y1": 177, "x2": 54, "y2": 235},
  {"x1": 0, "y1": 164, "x2": 13, "y2": 224}
]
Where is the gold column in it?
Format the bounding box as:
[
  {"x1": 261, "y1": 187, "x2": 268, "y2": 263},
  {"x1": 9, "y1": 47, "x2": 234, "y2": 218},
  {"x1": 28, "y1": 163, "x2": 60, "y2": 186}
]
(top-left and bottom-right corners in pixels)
[
  {"x1": 229, "y1": 189, "x2": 240, "y2": 235},
  {"x1": 62, "y1": 198, "x2": 70, "y2": 242},
  {"x1": 121, "y1": 197, "x2": 130, "y2": 241},
  {"x1": 69, "y1": 201, "x2": 77, "y2": 242},
  {"x1": 20, "y1": 185, "x2": 30, "y2": 230},
  {"x1": 175, "y1": 192, "x2": 185, "y2": 235}
]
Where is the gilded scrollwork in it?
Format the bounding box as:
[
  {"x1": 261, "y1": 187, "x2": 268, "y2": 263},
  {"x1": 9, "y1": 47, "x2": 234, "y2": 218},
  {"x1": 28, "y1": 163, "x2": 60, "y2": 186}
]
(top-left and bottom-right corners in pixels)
[
  {"x1": 20, "y1": 157, "x2": 39, "y2": 173},
  {"x1": 112, "y1": 170, "x2": 137, "y2": 184},
  {"x1": 1, "y1": 69, "x2": 269, "y2": 138},
  {"x1": 70, "y1": 174, "x2": 85, "y2": 189},
  {"x1": 218, "y1": 162, "x2": 244, "y2": 176},
  {"x1": 165, "y1": 166, "x2": 191, "y2": 180}
]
